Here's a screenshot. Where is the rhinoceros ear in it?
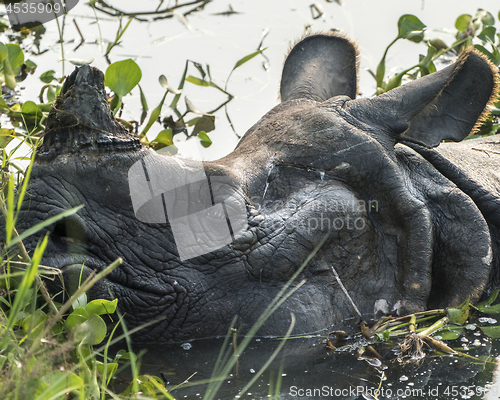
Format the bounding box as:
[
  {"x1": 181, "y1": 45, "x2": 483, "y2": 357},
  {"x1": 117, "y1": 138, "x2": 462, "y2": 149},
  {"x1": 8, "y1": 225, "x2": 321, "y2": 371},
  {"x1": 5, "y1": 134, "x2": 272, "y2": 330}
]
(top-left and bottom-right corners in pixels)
[
  {"x1": 347, "y1": 49, "x2": 499, "y2": 148},
  {"x1": 280, "y1": 32, "x2": 358, "y2": 102}
]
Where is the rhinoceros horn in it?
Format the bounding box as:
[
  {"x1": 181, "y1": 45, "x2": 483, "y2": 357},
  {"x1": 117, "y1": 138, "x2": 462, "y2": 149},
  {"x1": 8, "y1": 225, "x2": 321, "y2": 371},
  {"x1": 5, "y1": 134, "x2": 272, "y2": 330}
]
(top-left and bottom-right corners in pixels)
[{"x1": 37, "y1": 64, "x2": 141, "y2": 160}]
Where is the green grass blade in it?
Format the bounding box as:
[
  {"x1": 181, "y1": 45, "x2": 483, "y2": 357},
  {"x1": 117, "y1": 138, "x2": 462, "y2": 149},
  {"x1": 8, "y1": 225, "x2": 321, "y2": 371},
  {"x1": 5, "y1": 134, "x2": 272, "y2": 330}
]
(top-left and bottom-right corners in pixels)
[
  {"x1": 232, "y1": 48, "x2": 267, "y2": 70},
  {"x1": 202, "y1": 317, "x2": 238, "y2": 397},
  {"x1": 225, "y1": 48, "x2": 266, "y2": 91},
  {"x1": 138, "y1": 84, "x2": 149, "y2": 112},
  {"x1": 235, "y1": 314, "x2": 296, "y2": 398},
  {"x1": 203, "y1": 234, "x2": 329, "y2": 400},
  {"x1": 274, "y1": 361, "x2": 285, "y2": 399},
  {"x1": 169, "y1": 59, "x2": 189, "y2": 109},
  {"x1": 140, "y1": 91, "x2": 167, "y2": 138},
  {"x1": 4, "y1": 173, "x2": 15, "y2": 244},
  {"x1": 14, "y1": 149, "x2": 36, "y2": 222},
  {"x1": 6, "y1": 234, "x2": 48, "y2": 331},
  {"x1": 116, "y1": 307, "x2": 140, "y2": 394},
  {"x1": 7, "y1": 205, "x2": 84, "y2": 249}
]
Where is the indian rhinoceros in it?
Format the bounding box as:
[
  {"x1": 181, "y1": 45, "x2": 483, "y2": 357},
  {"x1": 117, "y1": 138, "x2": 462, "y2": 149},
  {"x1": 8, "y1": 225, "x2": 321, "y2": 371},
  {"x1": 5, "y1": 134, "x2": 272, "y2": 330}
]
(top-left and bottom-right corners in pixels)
[{"x1": 11, "y1": 32, "x2": 500, "y2": 343}]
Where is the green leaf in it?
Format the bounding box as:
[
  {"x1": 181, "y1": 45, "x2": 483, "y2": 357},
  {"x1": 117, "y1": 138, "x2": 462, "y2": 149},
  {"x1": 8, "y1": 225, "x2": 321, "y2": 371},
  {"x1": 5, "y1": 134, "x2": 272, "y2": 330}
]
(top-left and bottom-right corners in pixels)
[
  {"x1": 159, "y1": 75, "x2": 182, "y2": 94},
  {"x1": 186, "y1": 75, "x2": 231, "y2": 96},
  {"x1": 232, "y1": 48, "x2": 266, "y2": 70},
  {"x1": 96, "y1": 361, "x2": 118, "y2": 379},
  {"x1": 137, "y1": 85, "x2": 148, "y2": 113},
  {"x1": 198, "y1": 131, "x2": 212, "y2": 148},
  {"x1": 75, "y1": 314, "x2": 107, "y2": 345},
  {"x1": 41, "y1": 372, "x2": 83, "y2": 397},
  {"x1": 374, "y1": 330, "x2": 390, "y2": 341},
  {"x1": 6, "y1": 43, "x2": 24, "y2": 70},
  {"x1": 86, "y1": 298, "x2": 118, "y2": 315},
  {"x1": 0, "y1": 42, "x2": 7, "y2": 63},
  {"x1": 476, "y1": 289, "x2": 500, "y2": 308},
  {"x1": 491, "y1": 46, "x2": 500, "y2": 66},
  {"x1": 153, "y1": 129, "x2": 174, "y2": 146},
  {"x1": 225, "y1": 48, "x2": 267, "y2": 89},
  {"x1": 192, "y1": 115, "x2": 215, "y2": 136},
  {"x1": 67, "y1": 307, "x2": 90, "y2": 330},
  {"x1": 476, "y1": 9, "x2": 495, "y2": 26},
  {"x1": 435, "y1": 327, "x2": 463, "y2": 341},
  {"x1": 185, "y1": 97, "x2": 207, "y2": 115},
  {"x1": 455, "y1": 14, "x2": 472, "y2": 31},
  {"x1": 25, "y1": 59, "x2": 37, "y2": 73},
  {"x1": 419, "y1": 45, "x2": 437, "y2": 69},
  {"x1": 191, "y1": 61, "x2": 206, "y2": 79},
  {"x1": 38, "y1": 102, "x2": 52, "y2": 112},
  {"x1": 397, "y1": 14, "x2": 426, "y2": 43},
  {"x1": 3, "y1": 58, "x2": 16, "y2": 89},
  {"x1": 479, "y1": 325, "x2": 500, "y2": 338},
  {"x1": 0, "y1": 98, "x2": 9, "y2": 114},
  {"x1": 169, "y1": 59, "x2": 188, "y2": 109},
  {"x1": 109, "y1": 94, "x2": 121, "y2": 113},
  {"x1": 186, "y1": 76, "x2": 213, "y2": 87},
  {"x1": 478, "y1": 26, "x2": 496, "y2": 44},
  {"x1": 186, "y1": 117, "x2": 200, "y2": 127},
  {"x1": 476, "y1": 303, "x2": 500, "y2": 314},
  {"x1": 121, "y1": 375, "x2": 167, "y2": 398},
  {"x1": 21, "y1": 101, "x2": 42, "y2": 120},
  {"x1": 105, "y1": 59, "x2": 142, "y2": 98},
  {"x1": 385, "y1": 71, "x2": 404, "y2": 91},
  {"x1": 428, "y1": 38, "x2": 448, "y2": 51},
  {"x1": 447, "y1": 296, "x2": 469, "y2": 325},
  {"x1": 375, "y1": 55, "x2": 386, "y2": 89},
  {"x1": 474, "y1": 44, "x2": 496, "y2": 64},
  {"x1": 46, "y1": 86, "x2": 56, "y2": 103},
  {"x1": 21, "y1": 309, "x2": 47, "y2": 337},
  {"x1": 114, "y1": 349, "x2": 137, "y2": 363},
  {"x1": 0, "y1": 128, "x2": 15, "y2": 148},
  {"x1": 40, "y1": 70, "x2": 56, "y2": 83},
  {"x1": 140, "y1": 91, "x2": 167, "y2": 137}
]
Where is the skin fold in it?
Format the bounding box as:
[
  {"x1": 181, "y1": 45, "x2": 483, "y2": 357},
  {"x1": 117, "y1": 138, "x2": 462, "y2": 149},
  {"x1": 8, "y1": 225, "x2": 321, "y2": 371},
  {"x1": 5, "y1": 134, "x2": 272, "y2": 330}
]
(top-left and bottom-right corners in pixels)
[{"x1": 9, "y1": 32, "x2": 500, "y2": 344}]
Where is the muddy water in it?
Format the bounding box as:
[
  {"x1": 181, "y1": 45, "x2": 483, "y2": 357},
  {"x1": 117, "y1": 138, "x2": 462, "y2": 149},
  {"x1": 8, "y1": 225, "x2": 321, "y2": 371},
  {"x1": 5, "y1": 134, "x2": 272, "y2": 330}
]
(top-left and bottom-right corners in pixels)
[
  {"x1": 4, "y1": 0, "x2": 500, "y2": 398},
  {"x1": 129, "y1": 325, "x2": 499, "y2": 400}
]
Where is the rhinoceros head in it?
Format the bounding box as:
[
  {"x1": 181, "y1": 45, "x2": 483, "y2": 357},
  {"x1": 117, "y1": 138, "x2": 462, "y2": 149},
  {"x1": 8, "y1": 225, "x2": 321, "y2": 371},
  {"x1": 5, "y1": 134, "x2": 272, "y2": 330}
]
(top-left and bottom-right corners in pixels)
[{"x1": 14, "y1": 32, "x2": 500, "y2": 343}]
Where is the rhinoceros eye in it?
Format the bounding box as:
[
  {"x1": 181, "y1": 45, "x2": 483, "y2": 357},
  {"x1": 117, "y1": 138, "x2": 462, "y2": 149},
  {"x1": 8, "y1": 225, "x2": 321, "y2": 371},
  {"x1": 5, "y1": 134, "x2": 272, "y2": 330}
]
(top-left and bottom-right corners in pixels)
[{"x1": 51, "y1": 216, "x2": 87, "y2": 246}]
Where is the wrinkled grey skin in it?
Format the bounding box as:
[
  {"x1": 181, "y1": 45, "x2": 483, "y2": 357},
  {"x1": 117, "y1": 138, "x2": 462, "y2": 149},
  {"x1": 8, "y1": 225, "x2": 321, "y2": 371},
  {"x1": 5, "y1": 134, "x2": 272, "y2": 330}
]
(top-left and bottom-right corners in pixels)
[{"x1": 11, "y1": 33, "x2": 500, "y2": 344}]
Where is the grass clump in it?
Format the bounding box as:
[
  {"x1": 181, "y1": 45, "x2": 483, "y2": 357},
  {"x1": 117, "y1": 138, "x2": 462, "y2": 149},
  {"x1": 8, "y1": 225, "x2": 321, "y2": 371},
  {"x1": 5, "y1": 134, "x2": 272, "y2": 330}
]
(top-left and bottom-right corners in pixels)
[
  {"x1": 0, "y1": 132, "x2": 174, "y2": 399},
  {"x1": 0, "y1": 228, "x2": 173, "y2": 398}
]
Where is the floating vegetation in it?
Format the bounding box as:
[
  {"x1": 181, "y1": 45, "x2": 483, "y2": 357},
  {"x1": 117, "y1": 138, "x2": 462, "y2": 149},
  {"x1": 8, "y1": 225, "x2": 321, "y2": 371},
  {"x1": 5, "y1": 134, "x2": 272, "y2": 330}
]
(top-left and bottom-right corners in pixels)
[{"x1": 327, "y1": 290, "x2": 500, "y2": 367}]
